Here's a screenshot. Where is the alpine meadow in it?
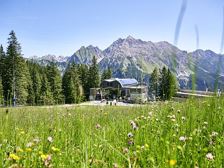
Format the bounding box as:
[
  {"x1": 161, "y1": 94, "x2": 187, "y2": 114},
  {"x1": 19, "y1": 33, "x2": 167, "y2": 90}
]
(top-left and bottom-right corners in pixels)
[{"x1": 0, "y1": 0, "x2": 224, "y2": 168}]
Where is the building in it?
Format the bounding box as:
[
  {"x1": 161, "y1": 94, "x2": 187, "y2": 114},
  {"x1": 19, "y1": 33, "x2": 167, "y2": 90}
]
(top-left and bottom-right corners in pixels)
[{"x1": 90, "y1": 78, "x2": 148, "y2": 103}]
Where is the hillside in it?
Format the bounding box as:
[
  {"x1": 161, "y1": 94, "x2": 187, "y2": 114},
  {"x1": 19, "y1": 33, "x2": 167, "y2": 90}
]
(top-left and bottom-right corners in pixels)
[{"x1": 32, "y1": 36, "x2": 224, "y2": 91}]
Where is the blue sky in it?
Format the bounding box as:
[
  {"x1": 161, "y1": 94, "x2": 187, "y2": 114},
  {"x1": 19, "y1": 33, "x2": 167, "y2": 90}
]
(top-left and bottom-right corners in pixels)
[{"x1": 0, "y1": 0, "x2": 224, "y2": 57}]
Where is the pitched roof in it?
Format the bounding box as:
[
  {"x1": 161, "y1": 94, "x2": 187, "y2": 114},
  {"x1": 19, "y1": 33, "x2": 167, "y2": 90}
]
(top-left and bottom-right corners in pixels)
[{"x1": 103, "y1": 78, "x2": 138, "y2": 87}]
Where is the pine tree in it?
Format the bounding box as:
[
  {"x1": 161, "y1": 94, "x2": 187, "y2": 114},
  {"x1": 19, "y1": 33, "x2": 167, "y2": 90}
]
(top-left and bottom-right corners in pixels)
[
  {"x1": 88, "y1": 56, "x2": 100, "y2": 88},
  {"x1": 0, "y1": 45, "x2": 5, "y2": 77},
  {"x1": 0, "y1": 45, "x2": 5, "y2": 105},
  {"x1": 46, "y1": 62, "x2": 64, "y2": 104},
  {"x1": 101, "y1": 67, "x2": 112, "y2": 81},
  {"x1": 62, "y1": 63, "x2": 82, "y2": 104},
  {"x1": 40, "y1": 72, "x2": 54, "y2": 105},
  {"x1": 0, "y1": 77, "x2": 3, "y2": 105},
  {"x1": 3, "y1": 31, "x2": 30, "y2": 105},
  {"x1": 150, "y1": 67, "x2": 159, "y2": 98},
  {"x1": 159, "y1": 66, "x2": 168, "y2": 100},
  {"x1": 166, "y1": 69, "x2": 177, "y2": 100},
  {"x1": 78, "y1": 64, "x2": 89, "y2": 100}
]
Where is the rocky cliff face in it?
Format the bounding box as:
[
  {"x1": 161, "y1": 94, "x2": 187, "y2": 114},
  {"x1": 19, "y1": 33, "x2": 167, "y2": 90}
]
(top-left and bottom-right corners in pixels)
[{"x1": 32, "y1": 36, "x2": 224, "y2": 91}]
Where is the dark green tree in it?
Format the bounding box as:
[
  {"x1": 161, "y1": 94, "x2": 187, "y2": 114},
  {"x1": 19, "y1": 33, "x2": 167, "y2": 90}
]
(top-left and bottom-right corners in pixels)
[
  {"x1": 62, "y1": 63, "x2": 82, "y2": 104},
  {"x1": 3, "y1": 31, "x2": 30, "y2": 105},
  {"x1": 150, "y1": 67, "x2": 159, "y2": 98},
  {"x1": 166, "y1": 69, "x2": 177, "y2": 100},
  {"x1": 88, "y1": 56, "x2": 100, "y2": 88},
  {"x1": 39, "y1": 73, "x2": 54, "y2": 105},
  {"x1": 46, "y1": 62, "x2": 64, "y2": 104},
  {"x1": 78, "y1": 64, "x2": 89, "y2": 100},
  {"x1": 101, "y1": 67, "x2": 112, "y2": 81},
  {"x1": 159, "y1": 66, "x2": 168, "y2": 100}
]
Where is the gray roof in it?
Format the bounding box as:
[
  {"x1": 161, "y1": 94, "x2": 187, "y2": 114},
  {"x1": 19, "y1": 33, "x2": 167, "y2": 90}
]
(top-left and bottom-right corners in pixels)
[{"x1": 104, "y1": 78, "x2": 138, "y2": 87}]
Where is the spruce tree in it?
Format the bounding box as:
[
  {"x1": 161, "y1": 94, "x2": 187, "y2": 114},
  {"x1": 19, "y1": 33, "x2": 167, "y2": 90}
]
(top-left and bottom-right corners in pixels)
[
  {"x1": 88, "y1": 56, "x2": 100, "y2": 88},
  {"x1": 101, "y1": 67, "x2": 112, "y2": 81},
  {"x1": 78, "y1": 64, "x2": 89, "y2": 100},
  {"x1": 150, "y1": 67, "x2": 159, "y2": 98},
  {"x1": 40, "y1": 73, "x2": 54, "y2": 105},
  {"x1": 0, "y1": 45, "x2": 5, "y2": 105},
  {"x1": 0, "y1": 77, "x2": 3, "y2": 105},
  {"x1": 4, "y1": 31, "x2": 30, "y2": 105},
  {"x1": 46, "y1": 62, "x2": 64, "y2": 104},
  {"x1": 62, "y1": 63, "x2": 82, "y2": 104},
  {"x1": 166, "y1": 69, "x2": 177, "y2": 100},
  {"x1": 159, "y1": 66, "x2": 168, "y2": 100}
]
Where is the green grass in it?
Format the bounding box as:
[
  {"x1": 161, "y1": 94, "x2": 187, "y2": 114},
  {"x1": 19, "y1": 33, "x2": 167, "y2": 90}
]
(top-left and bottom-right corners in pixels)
[{"x1": 0, "y1": 98, "x2": 223, "y2": 167}]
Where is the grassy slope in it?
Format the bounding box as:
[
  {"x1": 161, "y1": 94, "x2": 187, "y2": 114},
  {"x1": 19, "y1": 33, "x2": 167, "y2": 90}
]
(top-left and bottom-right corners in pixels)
[{"x1": 0, "y1": 98, "x2": 223, "y2": 167}]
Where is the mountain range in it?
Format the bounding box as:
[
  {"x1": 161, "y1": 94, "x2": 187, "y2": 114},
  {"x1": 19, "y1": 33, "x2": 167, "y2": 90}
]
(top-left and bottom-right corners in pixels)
[{"x1": 30, "y1": 36, "x2": 224, "y2": 91}]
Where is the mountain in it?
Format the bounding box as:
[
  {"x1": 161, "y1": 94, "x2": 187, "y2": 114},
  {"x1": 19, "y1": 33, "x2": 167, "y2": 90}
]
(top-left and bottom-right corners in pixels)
[
  {"x1": 30, "y1": 54, "x2": 69, "y2": 72},
  {"x1": 31, "y1": 36, "x2": 224, "y2": 91}
]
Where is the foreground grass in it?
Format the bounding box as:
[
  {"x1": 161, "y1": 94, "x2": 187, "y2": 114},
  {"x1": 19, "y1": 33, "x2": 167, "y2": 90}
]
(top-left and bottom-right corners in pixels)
[{"x1": 0, "y1": 98, "x2": 223, "y2": 168}]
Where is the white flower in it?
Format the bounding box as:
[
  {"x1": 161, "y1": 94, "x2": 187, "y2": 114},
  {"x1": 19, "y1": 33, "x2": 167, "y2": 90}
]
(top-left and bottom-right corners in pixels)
[
  {"x1": 211, "y1": 131, "x2": 218, "y2": 137},
  {"x1": 95, "y1": 124, "x2": 101, "y2": 129},
  {"x1": 127, "y1": 132, "x2": 133, "y2": 138},
  {"x1": 203, "y1": 122, "x2": 208, "y2": 125},
  {"x1": 179, "y1": 136, "x2": 187, "y2": 142},
  {"x1": 133, "y1": 125, "x2": 138, "y2": 130},
  {"x1": 181, "y1": 116, "x2": 186, "y2": 121},
  {"x1": 47, "y1": 136, "x2": 53, "y2": 143},
  {"x1": 206, "y1": 153, "x2": 214, "y2": 160},
  {"x1": 26, "y1": 142, "x2": 33, "y2": 147},
  {"x1": 148, "y1": 112, "x2": 153, "y2": 116}
]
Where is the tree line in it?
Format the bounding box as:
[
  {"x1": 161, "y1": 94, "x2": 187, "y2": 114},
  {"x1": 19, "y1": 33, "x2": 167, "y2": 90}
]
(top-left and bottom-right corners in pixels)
[
  {"x1": 0, "y1": 31, "x2": 110, "y2": 106},
  {"x1": 149, "y1": 66, "x2": 177, "y2": 100},
  {"x1": 0, "y1": 31, "x2": 176, "y2": 106}
]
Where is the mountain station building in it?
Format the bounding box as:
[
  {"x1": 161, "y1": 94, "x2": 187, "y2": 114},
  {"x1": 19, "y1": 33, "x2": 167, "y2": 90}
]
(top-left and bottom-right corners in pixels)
[{"x1": 89, "y1": 78, "x2": 148, "y2": 103}]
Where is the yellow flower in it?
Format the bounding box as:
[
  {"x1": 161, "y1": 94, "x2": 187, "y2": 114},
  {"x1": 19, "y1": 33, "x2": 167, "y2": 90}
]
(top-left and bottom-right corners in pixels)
[
  {"x1": 145, "y1": 144, "x2": 149, "y2": 149},
  {"x1": 51, "y1": 146, "x2": 60, "y2": 152},
  {"x1": 9, "y1": 153, "x2": 20, "y2": 161},
  {"x1": 40, "y1": 154, "x2": 48, "y2": 161},
  {"x1": 39, "y1": 151, "x2": 43, "y2": 155},
  {"x1": 169, "y1": 159, "x2": 177, "y2": 166},
  {"x1": 26, "y1": 148, "x2": 32, "y2": 152},
  {"x1": 20, "y1": 131, "x2": 25, "y2": 135}
]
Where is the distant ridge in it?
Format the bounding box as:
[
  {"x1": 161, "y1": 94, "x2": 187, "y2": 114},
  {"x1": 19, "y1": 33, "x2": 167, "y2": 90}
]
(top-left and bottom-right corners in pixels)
[{"x1": 31, "y1": 36, "x2": 224, "y2": 91}]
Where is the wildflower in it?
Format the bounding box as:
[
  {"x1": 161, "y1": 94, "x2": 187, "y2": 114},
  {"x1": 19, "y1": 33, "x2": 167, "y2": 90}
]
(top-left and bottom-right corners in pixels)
[
  {"x1": 211, "y1": 131, "x2": 218, "y2": 137},
  {"x1": 51, "y1": 146, "x2": 60, "y2": 152},
  {"x1": 128, "y1": 140, "x2": 134, "y2": 145},
  {"x1": 20, "y1": 131, "x2": 25, "y2": 135},
  {"x1": 26, "y1": 148, "x2": 32, "y2": 152},
  {"x1": 148, "y1": 112, "x2": 153, "y2": 116},
  {"x1": 169, "y1": 159, "x2": 177, "y2": 166},
  {"x1": 26, "y1": 142, "x2": 33, "y2": 148},
  {"x1": 123, "y1": 147, "x2": 129, "y2": 153},
  {"x1": 127, "y1": 132, "x2": 133, "y2": 138},
  {"x1": 206, "y1": 153, "x2": 214, "y2": 160},
  {"x1": 179, "y1": 136, "x2": 187, "y2": 142},
  {"x1": 181, "y1": 116, "x2": 186, "y2": 121},
  {"x1": 203, "y1": 122, "x2": 208, "y2": 125},
  {"x1": 33, "y1": 138, "x2": 40, "y2": 143},
  {"x1": 95, "y1": 124, "x2": 101, "y2": 129},
  {"x1": 133, "y1": 125, "x2": 138, "y2": 130},
  {"x1": 177, "y1": 109, "x2": 181, "y2": 113},
  {"x1": 113, "y1": 163, "x2": 119, "y2": 168},
  {"x1": 41, "y1": 154, "x2": 50, "y2": 161},
  {"x1": 9, "y1": 153, "x2": 20, "y2": 161},
  {"x1": 39, "y1": 151, "x2": 43, "y2": 155},
  {"x1": 47, "y1": 136, "x2": 53, "y2": 143},
  {"x1": 145, "y1": 144, "x2": 149, "y2": 149}
]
